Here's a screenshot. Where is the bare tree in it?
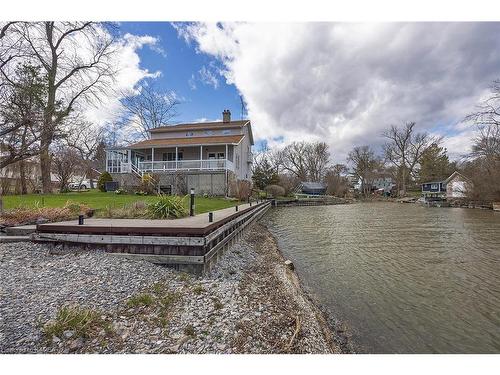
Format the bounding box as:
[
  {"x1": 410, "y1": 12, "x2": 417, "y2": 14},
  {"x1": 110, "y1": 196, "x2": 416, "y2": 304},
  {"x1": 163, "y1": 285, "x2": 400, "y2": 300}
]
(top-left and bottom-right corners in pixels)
[
  {"x1": 276, "y1": 141, "x2": 331, "y2": 181},
  {"x1": 325, "y1": 164, "x2": 349, "y2": 197},
  {"x1": 66, "y1": 119, "x2": 106, "y2": 188},
  {"x1": 347, "y1": 145, "x2": 380, "y2": 196},
  {"x1": 465, "y1": 81, "x2": 500, "y2": 160},
  {"x1": 464, "y1": 80, "x2": 500, "y2": 202},
  {"x1": 121, "y1": 83, "x2": 180, "y2": 140},
  {"x1": 0, "y1": 22, "x2": 118, "y2": 193},
  {"x1": 382, "y1": 122, "x2": 433, "y2": 196},
  {"x1": 52, "y1": 146, "x2": 82, "y2": 192}
]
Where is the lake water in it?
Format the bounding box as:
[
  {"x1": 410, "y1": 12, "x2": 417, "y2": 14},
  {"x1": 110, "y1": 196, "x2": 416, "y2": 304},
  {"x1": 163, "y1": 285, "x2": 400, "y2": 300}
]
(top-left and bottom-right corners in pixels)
[{"x1": 262, "y1": 202, "x2": 500, "y2": 353}]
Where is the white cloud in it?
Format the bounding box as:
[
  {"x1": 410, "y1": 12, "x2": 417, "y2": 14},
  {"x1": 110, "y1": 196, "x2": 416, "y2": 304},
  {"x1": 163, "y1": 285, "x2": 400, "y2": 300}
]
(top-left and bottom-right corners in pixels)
[
  {"x1": 198, "y1": 65, "x2": 219, "y2": 89},
  {"x1": 84, "y1": 32, "x2": 164, "y2": 128},
  {"x1": 175, "y1": 22, "x2": 500, "y2": 162},
  {"x1": 188, "y1": 73, "x2": 197, "y2": 90}
]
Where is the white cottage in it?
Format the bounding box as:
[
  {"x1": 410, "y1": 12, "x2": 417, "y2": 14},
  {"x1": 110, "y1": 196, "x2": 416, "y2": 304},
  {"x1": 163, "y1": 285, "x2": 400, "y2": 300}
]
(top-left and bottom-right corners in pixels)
[{"x1": 444, "y1": 171, "x2": 471, "y2": 199}]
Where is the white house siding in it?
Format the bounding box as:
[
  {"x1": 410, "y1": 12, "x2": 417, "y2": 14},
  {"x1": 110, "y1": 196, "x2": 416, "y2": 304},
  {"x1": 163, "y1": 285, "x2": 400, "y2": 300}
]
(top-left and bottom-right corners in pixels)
[
  {"x1": 447, "y1": 179, "x2": 467, "y2": 198},
  {"x1": 150, "y1": 127, "x2": 241, "y2": 140}
]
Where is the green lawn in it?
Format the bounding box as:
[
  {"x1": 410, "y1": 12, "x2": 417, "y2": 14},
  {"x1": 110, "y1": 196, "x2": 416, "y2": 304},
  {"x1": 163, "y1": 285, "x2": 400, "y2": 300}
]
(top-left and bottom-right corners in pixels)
[{"x1": 1, "y1": 190, "x2": 238, "y2": 215}]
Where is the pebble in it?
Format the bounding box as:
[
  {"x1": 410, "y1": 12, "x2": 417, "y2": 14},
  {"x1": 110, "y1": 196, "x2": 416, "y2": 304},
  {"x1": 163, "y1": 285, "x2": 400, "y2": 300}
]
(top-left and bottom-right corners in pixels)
[{"x1": 0, "y1": 224, "x2": 338, "y2": 354}]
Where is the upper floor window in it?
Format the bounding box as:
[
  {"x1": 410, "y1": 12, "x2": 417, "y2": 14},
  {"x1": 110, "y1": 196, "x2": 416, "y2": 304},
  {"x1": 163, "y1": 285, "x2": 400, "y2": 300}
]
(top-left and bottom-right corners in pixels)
[
  {"x1": 204, "y1": 130, "x2": 214, "y2": 135},
  {"x1": 186, "y1": 131, "x2": 194, "y2": 137},
  {"x1": 222, "y1": 129, "x2": 231, "y2": 135}
]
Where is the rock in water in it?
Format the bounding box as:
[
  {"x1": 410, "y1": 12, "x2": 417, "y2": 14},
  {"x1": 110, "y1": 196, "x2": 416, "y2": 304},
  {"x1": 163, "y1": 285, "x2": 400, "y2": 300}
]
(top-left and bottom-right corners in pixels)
[{"x1": 284, "y1": 260, "x2": 295, "y2": 271}]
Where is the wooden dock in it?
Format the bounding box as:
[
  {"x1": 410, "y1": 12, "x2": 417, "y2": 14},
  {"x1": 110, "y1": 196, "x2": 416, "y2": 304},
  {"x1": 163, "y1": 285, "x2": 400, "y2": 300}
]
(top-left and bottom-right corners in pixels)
[{"x1": 33, "y1": 201, "x2": 271, "y2": 274}]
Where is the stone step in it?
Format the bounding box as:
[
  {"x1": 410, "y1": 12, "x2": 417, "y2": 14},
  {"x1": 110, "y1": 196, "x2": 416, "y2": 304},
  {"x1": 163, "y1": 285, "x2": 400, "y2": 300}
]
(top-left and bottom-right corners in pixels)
[
  {"x1": 0, "y1": 236, "x2": 31, "y2": 243},
  {"x1": 5, "y1": 225, "x2": 37, "y2": 236}
]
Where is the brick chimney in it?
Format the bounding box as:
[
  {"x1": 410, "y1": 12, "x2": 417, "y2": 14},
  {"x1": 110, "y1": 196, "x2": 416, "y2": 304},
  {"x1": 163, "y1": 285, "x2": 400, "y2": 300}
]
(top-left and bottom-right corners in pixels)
[{"x1": 222, "y1": 109, "x2": 231, "y2": 123}]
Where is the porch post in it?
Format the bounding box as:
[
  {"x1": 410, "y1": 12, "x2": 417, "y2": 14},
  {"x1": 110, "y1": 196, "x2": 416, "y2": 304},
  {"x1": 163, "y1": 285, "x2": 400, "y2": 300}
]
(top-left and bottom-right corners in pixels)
[
  {"x1": 105, "y1": 150, "x2": 108, "y2": 173},
  {"x1": 200, "y1": 145, "x2": 203, "y2": 169},
  {"x1": 175, "y1": 146, "x2": 178, "y2": 170},
  {"x1": 127, "y1": 149, "x2": 131, "y2": 172},
  {"x1": 151, "y1": 147, "x2": 155, "y2": 171},
  {"x1": 225, "y1": 144, "x2": 228, "y2": 168}
]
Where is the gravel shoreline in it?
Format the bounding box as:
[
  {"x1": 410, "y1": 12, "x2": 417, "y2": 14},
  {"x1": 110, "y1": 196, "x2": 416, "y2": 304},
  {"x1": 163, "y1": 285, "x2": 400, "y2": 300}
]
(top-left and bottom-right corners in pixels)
[{"x1": 0, "y1": 223, "x2": 341, "y2": 354}]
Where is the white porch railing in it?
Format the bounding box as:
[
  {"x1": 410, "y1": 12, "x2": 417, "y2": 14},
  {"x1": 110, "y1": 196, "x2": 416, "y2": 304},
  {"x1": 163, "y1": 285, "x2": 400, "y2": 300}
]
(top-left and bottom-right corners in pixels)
[{"x1": 137, "y1": 159, "x2": 234, "y2": 172}]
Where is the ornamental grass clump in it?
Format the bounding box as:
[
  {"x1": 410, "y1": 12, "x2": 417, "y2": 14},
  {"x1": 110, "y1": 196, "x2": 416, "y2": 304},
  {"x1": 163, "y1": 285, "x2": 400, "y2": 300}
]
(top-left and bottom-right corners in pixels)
[
  {"x1": 43, "y1": 305, "x2": 111, "y2": 339},
  {"x1": 147, "y1": 194, "x2": 188, "y2": 219}
]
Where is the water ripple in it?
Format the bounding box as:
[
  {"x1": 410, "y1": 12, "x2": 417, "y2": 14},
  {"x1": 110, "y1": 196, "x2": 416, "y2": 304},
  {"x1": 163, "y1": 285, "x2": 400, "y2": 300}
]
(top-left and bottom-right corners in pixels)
[{"x1": 263, "y1": 203, "x2": 500, "y2": 353}]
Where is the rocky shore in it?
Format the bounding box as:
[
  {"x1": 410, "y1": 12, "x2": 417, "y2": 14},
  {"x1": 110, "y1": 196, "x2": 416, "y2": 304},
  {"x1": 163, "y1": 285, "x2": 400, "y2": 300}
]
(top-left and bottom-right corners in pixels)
[{"x1": 0, "y1": 223, "x2": 341, "y2": 354}]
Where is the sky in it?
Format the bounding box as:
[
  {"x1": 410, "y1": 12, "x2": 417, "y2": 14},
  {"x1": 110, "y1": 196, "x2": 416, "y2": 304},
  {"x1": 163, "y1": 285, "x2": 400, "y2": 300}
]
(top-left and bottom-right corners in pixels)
[{"x1": 90, "y1": 22, "x2": 500, "y2": 163}]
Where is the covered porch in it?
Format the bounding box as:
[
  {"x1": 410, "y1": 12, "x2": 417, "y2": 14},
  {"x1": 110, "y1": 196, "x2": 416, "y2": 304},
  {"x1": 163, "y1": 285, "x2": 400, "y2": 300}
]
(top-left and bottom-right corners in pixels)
[{"x1": 106, "y1": 144, "x2": 235, "y2": 174}]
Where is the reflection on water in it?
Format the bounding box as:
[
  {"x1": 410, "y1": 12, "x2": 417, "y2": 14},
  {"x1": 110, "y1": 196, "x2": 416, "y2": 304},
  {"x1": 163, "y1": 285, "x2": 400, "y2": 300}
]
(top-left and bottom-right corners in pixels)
[{"x1": 262, "y1": 202, "x2": 500, "y2": 353}]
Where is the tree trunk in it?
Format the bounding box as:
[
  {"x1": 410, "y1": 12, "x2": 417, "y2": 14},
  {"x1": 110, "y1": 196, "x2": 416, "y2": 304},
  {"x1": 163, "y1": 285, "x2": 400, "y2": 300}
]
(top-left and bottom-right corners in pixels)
[
  {"x1": 39, "y1": 144, "x2": 52, "y2": 194},
  {"x1": 19, "y1": 160, "x2": 27, "y2": 194}
]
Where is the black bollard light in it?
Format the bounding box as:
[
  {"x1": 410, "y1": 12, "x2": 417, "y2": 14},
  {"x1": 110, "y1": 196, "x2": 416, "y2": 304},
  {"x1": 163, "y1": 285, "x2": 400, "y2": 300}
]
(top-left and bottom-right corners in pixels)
[
  {"x1": 235, "y1": 205, "x2": 238, "y2": 212},
  {"x1": 208, "y1": 212, "x2": 213, "y2": 222},
  {"x1": 189, "y1": 188, "x2": 195, "y2": 216},
  {"x1": 78, "y1": 215, "x2": 84, "y2": 225}
]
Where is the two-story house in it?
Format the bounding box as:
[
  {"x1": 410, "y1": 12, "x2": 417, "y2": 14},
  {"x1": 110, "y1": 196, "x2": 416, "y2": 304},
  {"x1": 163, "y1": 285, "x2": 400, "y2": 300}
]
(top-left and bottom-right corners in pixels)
[{"x1": 105, "y1": 110, "x2": 254, "y2": 196}]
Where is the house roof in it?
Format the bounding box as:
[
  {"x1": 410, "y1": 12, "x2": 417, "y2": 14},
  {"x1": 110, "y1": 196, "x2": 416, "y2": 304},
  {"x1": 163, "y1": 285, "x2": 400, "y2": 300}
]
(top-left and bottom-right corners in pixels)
[
  {"x1": 421, "y1": 180, "x2": 444, "y2": 185},
  {"x1": 149, "y1": 120, "x2": 250, "y2": 133},
  {"x1": 421, "y1": 171, "x2": 471, "y2": 185},
  {"x1": 149, "y1": 119, "x2": 253, "y2": 145},
  {"x1": 444, "y1": 171, "x2": 471, "y2": 184},
  {"x1": 127, "y1": 134, "x2": 245, "y2": 149},
  {"x1": 301, "y1": 181, "x2": 327, "y2": 190}
]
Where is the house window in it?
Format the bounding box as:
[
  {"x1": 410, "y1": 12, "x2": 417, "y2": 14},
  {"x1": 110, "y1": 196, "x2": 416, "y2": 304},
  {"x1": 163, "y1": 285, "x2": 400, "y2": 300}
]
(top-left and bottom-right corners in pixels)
[
  {"x1": 217, "y1": 152, "x2": 225, "y2": 159},
  {"x1": 204, "y1": 130, "x2": 214, "y2": 135},
  {"x1": 186, "y1": 131, "x2": 194, "y2": 137},
  {"x1": 236, "y1": 154, "x2": 240, "y2": 169},
  {"x1": 222, "y1": 129, "x2": 231, "y2": 135},
  {"x1": 163, "y1": 152, "x2": 183, "y2": 161},
  {"x1": 431, "y1": 183, "x2": 438, "y2": 190},
  {"x1": 208, "y1": 152, "x2": 216, "y2": 160}
]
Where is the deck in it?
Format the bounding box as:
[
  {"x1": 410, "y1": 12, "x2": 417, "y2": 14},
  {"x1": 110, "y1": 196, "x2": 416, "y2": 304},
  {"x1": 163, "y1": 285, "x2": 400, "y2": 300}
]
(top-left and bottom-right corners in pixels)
[{"x1": 33, "y1": 201, "x2": 271, "y2": 274}]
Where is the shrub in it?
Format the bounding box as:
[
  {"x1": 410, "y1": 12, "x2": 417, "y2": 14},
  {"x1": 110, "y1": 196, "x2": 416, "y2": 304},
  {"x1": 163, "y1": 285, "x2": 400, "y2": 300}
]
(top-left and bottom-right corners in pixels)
[
  {"x1": 114, "y1": 188, "x2": 127, "y2": 195},
  {"x1": 264, "y1": 184, "x2": 286, "y2": 198},
  {"x1": 147, "y1": 194, "x2": 188, "y2": 219},
  {"x1": 97, "y1": 172, "x2": 113, "y2": 192},
  {"x1": 140, "y1": 173, "x2": 158, "y2": 195},
  {"x1": 229, "y1": 179, "x2": 252, "y2": 201}
]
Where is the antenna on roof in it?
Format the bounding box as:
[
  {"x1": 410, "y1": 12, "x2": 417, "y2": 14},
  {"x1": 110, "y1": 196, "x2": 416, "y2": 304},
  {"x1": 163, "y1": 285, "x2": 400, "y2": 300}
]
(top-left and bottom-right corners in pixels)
[{"x1": 239, "y1": 95, "x2": 247, "y2": 120}]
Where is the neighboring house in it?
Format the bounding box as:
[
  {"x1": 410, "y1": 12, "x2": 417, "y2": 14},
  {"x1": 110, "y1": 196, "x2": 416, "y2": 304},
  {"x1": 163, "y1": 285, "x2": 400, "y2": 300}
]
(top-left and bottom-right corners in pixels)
[
  {"x1": 0, "y1": 158, "x2": 59, "y2": 194},
  {"x1": 421, "y1": 180, "x2": 446, "y2": 199},
  {"x1": 421, "y1": 171, "x2": 471, "y2": 200},
  {"x1": 352, "y1": 176, "x2": 395, "y2": 194},
  {"x1": 297, "y1": 181, "x2": 327, "y2": 195},
  {"x1": 105, "y1": 110, "x2": 254, "y2": 196},
  {"x1": 371, "y1": 177, "x2": 395, "y2": 194},
  {"x1": 445, "y1": 171, "x2": 471, "y2": 198}
]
